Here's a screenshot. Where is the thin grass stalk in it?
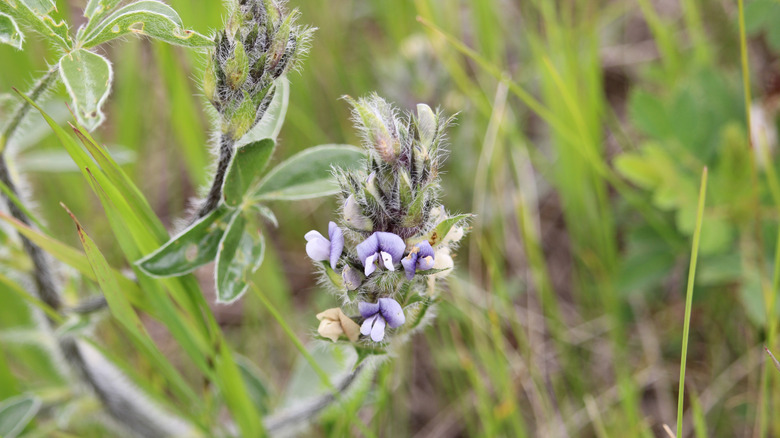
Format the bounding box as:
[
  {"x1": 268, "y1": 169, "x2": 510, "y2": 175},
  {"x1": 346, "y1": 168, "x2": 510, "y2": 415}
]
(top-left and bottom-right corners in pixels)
[{"x1": 676, "y1": 166, "x2": 708, "y2": 438}]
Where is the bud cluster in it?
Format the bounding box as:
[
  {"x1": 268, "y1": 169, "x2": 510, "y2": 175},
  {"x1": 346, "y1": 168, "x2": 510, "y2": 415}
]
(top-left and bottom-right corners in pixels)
[
  {"x1": 306, "y1": 95, "x2": 469, "y2": 349},
  {"x1": 203, "y1": 0, "x2": 312, "y2": 140}
]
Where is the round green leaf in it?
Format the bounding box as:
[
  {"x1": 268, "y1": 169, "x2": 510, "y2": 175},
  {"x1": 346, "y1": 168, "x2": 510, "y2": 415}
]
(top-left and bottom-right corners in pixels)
[
  {"x1": 59, "y1": 49, "x2": 113, "y2": 131},
  {"x1": 253, "y1": 145, "x2": 365, "y2": 201}
]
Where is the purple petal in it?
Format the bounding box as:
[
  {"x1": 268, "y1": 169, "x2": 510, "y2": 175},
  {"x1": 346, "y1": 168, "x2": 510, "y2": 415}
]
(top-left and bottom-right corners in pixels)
[
  {"x1": 401, "y1": 255, "x2": 417, "y2": 280},
  {"x1": 376, "y1": 232, "x2": 405, "y2": 263},
  {"x1": 356, "y1": 234, "x2": 380, "y2": 265},
  {"x1": 380, "y1": 251, "x2": 395, "y2": 271},
  {"x1": 305, "y1": 237, "x2": 330, "y2": 262},
  {"x1": 370, "y1": 316, "x2": 386, "y2": 342},
  {"x1": 378, "y1": 298, "x2": 405, "y2": 328},
  {"x1": 360, "y1": 314, "x2": 377, "y2": 336},
  {"x1": 328, "y1": 222, "x2": 344, "y2": 269},
  {"x1": 358, "y1": 301, "x2": 380, "y2": 318},
  {"x1": 419, "y1": 255, "x2": 435, "y2": 271},
  {"x1": 364, "y1": 253, "x2": 378, "y2": 276},
  {"x1": 304, "y1": 230, "x2": 325, "y2": 242},
  {"x1": 417, "y1": 240, "x2": 435, "y2": 258}
]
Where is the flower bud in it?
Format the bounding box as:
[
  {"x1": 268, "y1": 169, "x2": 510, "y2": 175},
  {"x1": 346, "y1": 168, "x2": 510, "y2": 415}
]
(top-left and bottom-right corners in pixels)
[
  {"x1": 226, "y1": 92, "x2": 256, "y2": 139},
  {"x1": 341, "y1": 265, "x2": 364, "y2": 290},
  {"x1": 347, "y1": 95, "x2": 399, "y2": 163},
  {"x1": 416, "y1": 103, "x2": 437, "y2": 153},
  {"x1": 208, "y1": 0, "x2": 313, "y2": 139},
  {"x1": 316, "y1": 308, "x2": 360, "y2": 342},
  {"x1": 224, "y1": 39, "x2": 249, "y2": 90},
  {"x1": 442, "y1": 225, "x2": 464, "y2": 245},
  {"x1": 432, "y1": 247, "x2": 453, "y2": 278},
  {"x1": 343, "y1": 194, "x2": 372, "y2": 231},
  {"x1": 203, "y1": 61, "x2": 217, "y2": 103}
]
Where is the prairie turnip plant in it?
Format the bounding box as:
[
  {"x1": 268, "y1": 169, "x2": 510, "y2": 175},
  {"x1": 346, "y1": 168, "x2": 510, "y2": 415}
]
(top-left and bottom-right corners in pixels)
[{"x1": 307, "y1": 95, "x2": 470, "y2": 361}]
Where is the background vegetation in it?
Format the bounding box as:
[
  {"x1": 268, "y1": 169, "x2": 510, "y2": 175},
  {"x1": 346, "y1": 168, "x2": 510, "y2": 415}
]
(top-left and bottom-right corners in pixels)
[{"x1": 2, "y1": 0, "x2": 780, "y2": 436}]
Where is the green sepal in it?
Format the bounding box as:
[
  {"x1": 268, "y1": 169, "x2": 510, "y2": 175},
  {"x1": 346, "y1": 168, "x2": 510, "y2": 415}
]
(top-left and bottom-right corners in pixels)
[{"x1": 323, "y1": 262, "x2": 344, "y2": 290}]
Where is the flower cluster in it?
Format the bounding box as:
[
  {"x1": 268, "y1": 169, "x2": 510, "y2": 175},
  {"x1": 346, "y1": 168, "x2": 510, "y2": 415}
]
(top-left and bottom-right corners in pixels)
[
  {"x1": 203, "y1": 0, "x2": 313, "y2": 140},
  {"x1": 305, "y1": 95, "x2": 469, "y2": 349}
]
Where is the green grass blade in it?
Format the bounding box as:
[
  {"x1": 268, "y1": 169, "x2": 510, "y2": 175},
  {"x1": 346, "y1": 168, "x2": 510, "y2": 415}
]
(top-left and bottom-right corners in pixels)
[
  {"x1": 676, "y1": 166, "x2": 708, "y2": 438},
  {"x1": 0, "y1": 210, "x2": 148, "y2": 310},
  {"x1": 61, "y1": 202, "x2": 203, "y2": 407},
  {"x1": 0, "y1": 272, "x2": 64, "y2": 323}
]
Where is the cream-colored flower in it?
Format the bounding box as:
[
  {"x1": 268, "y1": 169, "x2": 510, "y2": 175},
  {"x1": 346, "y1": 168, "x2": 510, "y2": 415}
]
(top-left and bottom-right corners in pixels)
[
  {"x1": 432, "y1": 247, "x2": 454, "y2": 278},
  {"x1": 316, "y1": 308, "x2": 360, "y2": 342},
  {"x1": 442, "y1": 225, "x2": 464, "y2": 245}
]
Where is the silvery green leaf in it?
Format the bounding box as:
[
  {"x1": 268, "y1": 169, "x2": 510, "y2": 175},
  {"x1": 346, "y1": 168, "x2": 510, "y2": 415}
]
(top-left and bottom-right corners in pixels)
[
  {"x1": 237, "y1": 77, "x2": 289, "y2": 146},
  {"x1": 81, "y1": 0, "x2": 212, "y2": 48},
  {"x1": 253, "y1": 145, "x2": 365, "y2": 201},
  {"x1": 0, "y1": 394, "x2": 41, "y2": 438},
  {"x1": 251, "y1": 204, "x2": 278, "y2": 228},
  {"x1": 136, "y1": 205, "x2": 232, "y2": 277},
  {"x1": 79, "y1": 0, "x2": 122, "y2": 39},
  {"x1": 18, "y1": 0, "x2": 55, "y2": 15},
  {"x1": 222, "y1": 138, "x2": 275, "y2": 207},
  {"x1": 0, "y1": 13, "x2": 23, "y2": 49},
  {"x1": 215, "y1": 212, "x2": 265, "y2": 303},
  {"x1": 83, "y1": 0, "x2": 121, "y2": 20},
  {"x1": 59, "y1": 49, "x2": 113, "y2": 131},
  {"x1": 0, "y1": 1, "x2": 70, "y2": 48}
]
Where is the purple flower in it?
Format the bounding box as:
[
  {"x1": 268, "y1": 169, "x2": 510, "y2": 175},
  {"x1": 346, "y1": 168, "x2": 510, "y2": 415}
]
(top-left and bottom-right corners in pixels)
[
  {"x1": 359, "y1": 298, "x2": 406, "y2": 342},
  {"x1": 401, "y1": 241, "x2": 435, "y2": 280},
  {"x1": 305, "y1": 221, "x2": 344, "y2": 269},
  {"x1": 356, "y1": 232, "x2": 405, "y2": 276}
]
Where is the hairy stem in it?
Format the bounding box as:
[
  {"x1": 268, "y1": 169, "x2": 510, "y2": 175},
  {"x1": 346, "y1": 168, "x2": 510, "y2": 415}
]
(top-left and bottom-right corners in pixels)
[
  {"x1": 264, "y1": 363, "x2": 366, "y2": 433},
  {"x1": 1, "y1": 67, "x2": 61, "y2": 310},
  {"x1": 195, "y1": 133, "x2": 235, "y2": 219}
]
